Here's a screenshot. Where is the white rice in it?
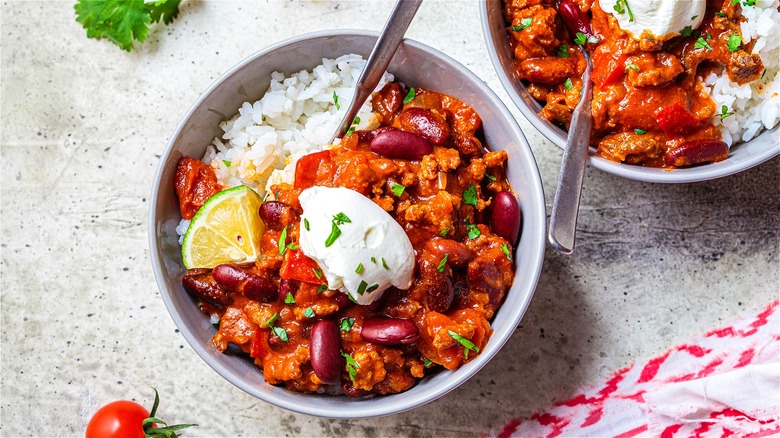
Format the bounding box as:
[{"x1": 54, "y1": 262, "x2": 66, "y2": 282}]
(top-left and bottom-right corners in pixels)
[
  {"x1": 701, "y1": 0, "x2": 780, "y2": 146},
  {"x1": 202, "y1": 54, "x2": 392, "y2": 195}
]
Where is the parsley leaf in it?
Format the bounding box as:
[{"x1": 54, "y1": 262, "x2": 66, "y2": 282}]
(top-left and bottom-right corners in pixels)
[
  {"x1": 403, "y1": 87, "x2": 415, "y2": 104},
  {"x1": 720, "y1": 105, "x2": 735, "y2": 120},
  {"x1": 272, "y1": 326, "x2": 288, "y2": 342},
  {"x1": 634, "y1": 128, "x2": 647, "y2": 134},
  {"x1": 556, "y1": 44, "x2": 570, "y2": 58},
  {"x1": 574, "y1": 32, "x2": 587, "y2": 45},
  {"x1": 695, "y1": 37, "x2": 712, "y2": 51},
  {"x1": 391, "y1": 182, "x2": 406, "y2": 197},
  {"x1": 448, "y1": 330, "x2": 479, "y2": 359},
  {"x1": 680, "y1": 26, "x2": 693, "y2": 37},
  {"x1": 564, "y1": 78, "x2": 573, "y2": 91},
  {"x1": 727, "y1": 34, "x2": 742, "y2": 52},
  {"x1": 342, "y1": 351, "x2": 359, "y2": 381},
  {"x1": 284, "y1": 292, "x2": 295, "y2": 305},
  {"x1": 511, "y1": 17, "x2": 532, "y2": 32},
  {"x1": 303, "y1": 307, "x2": 315, "y2": 318},
  {"x1": 500, "y1": 243, "x2": 512, "y2": 261},
  {"x1": 463, "y1": 184, "x2": 478, "y2": 206},
  {"x1": 74, "y1": 0, "x2": 182, "y2": 52},
  {"x1": 437, "y1": 254, "x2": 450, "y2": 273},
  {"x1": 340, "y1": 317, "x2": 355, "y2": 332},
  {"x1": 333, "y1": 91, "x2": 340, "y2": 110}
]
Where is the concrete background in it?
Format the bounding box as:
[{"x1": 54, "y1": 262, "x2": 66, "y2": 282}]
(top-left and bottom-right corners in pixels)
[{"x1": 1, "y1": 0, "x2": 778, "y2": 436}]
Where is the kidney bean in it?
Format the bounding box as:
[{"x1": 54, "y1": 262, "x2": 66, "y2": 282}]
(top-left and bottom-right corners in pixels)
[
  {"x1": 182, "y1": 269, "x2": 232, "y2": 307},
  {"x1": 310, "y1": 319, "x2": 344, "y2": 385},
  {"x1": 258, "y1": 201, "x2": 298, "y2": 230},
  {"x1": 397, "y1": 107, "x2": 451, "y2": 145},
  {"x1": 558, "y1": 0, "x2": 593, "y2": 37},
  {"x1": 518, "y1": 57, "x2": 577, "y2": 85},
  {"x1": 213, "y1": 264, "x2": 277, "y2": 302},
  {"x1": 491, "y1": 191, "x2": 521, "y2": 244},
  {"x1": 372, "y1": 82, "x2": 405, "y2": 125},
  {"x1": 360, "y1": 317, "x2": 419, "y2": 345},
  {"x1": 278, "y1": 279, "x2": 299, "y2": 302},
  {"x1": 341, "y1": 381, "x2": 371, "y2": 398},
  {"x1": 467, "y1": 258, "x2": 505, "y2": 309},
  {"x1": 455, "y1": 134, "x2": 482, "y2": 157},
  {"x1": 424, "y1": 271, "x2": 455, "y2": 313},
  {"x1": 370, "y1": 127, "x2": 433, "y2": 161},
  {"x1": 426, "y1": 237, "x2": 473, "y2": 269},
  {"x1": 664, "y1": 140, "x2": 728, "y2": 168}
]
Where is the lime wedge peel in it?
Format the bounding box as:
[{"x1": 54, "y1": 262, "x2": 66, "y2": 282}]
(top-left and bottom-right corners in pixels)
[{"x1": 181, "y1": 185, "x2": 265, "y2": 269}]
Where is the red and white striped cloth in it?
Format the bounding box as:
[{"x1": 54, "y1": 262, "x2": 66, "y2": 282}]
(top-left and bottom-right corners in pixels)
[{"x1": 492, "y1": 300, "x2": 780, "y2": 438}]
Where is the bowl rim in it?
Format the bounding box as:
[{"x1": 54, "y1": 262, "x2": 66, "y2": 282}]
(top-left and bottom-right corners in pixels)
[
  {"x1": 149, "y1": 28, "x2": 546, "y2": 418},
  {"x1": 479, "y1": 0, "x2": 780, "y2": 184}
]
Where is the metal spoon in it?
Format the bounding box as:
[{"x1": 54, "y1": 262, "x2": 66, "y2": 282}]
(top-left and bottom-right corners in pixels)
[
  {"x1": 330, "y1": 0, "x2": 423, "y2": 143},
  {"x1": 548, "y1": 46, "x2": 593, "y2": 254}
]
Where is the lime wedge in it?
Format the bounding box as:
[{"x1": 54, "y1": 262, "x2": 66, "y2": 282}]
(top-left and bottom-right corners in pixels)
[{"x1": 181, "y1": 185, "x2": 265, "y2": 269}]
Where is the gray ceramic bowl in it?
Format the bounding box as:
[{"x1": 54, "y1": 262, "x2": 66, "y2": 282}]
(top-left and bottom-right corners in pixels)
[
  {"x1": 149, "y1": 30, "x2": 546, "y2": 418},
  {"x1": 481, "y1": 0, "x2": 779, "y2": 183}
]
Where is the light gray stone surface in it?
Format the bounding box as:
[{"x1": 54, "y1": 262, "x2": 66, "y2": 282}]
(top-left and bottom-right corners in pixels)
[{"x1": 1, "y1": 1, "x2": 778, "y2": 436}]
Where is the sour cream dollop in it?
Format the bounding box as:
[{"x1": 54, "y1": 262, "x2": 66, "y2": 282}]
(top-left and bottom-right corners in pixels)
[
  {"x1": 298, "y1": 186, "x2": 415, "y2": 305},
  {"x1": 599, "y1": 0, "x2": 706, "y2": 41}
]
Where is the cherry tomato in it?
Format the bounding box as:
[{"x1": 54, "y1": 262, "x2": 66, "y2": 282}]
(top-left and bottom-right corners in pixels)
[{"x1": 85, "y1": 400, "x2": 150, "y2": 438}]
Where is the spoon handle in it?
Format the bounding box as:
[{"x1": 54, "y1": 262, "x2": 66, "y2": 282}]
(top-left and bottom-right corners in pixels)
[
  {"x1": 332, "y1": 0, "x2": 423, "y2": 141},
  {"x1": 548, "y1": 47, "x2": 593, "y2": 254}
]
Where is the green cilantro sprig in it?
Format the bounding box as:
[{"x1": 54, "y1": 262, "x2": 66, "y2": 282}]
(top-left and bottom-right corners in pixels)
[
  {"x1": 448, "y1": 331, "x2": 479, "y2": 359},
  {"x1": 74, "y1": 0, "x2": 182, "y2": 52}
]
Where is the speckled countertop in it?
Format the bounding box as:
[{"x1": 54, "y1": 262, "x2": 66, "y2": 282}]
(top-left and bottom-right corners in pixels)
[{"x1": 1, "y1": 1, "x2": 778, "y2": 436}]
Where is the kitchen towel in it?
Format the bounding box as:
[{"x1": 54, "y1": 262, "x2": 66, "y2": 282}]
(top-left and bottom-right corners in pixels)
[{"x1": 492, "y1": 300, "x2": 780, "y2": 438}]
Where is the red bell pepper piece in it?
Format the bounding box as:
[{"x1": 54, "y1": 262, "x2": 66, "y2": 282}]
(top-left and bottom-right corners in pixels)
[
  {"x1": 279, "y1": 249, "x2": 325, "y2": 285},
  {"x1": 294, "y1": 150, "x2": 331, "y2": 189},
  {"x1": 250, "y1": 329, "x2": 270, "y2": 359},
  {"x1": 592, "y1": 51, "x2": 628, "y2": 88},
  {"x1": 655, "y1": 102, "x2": 704, "y2": 137}
]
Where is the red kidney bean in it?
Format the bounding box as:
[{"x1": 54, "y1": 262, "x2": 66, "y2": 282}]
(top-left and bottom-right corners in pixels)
[
  {"x1": 491, "y1": 191, "x2": 521, "y2": 244},
  {"x1": 664, "y1": 140, "x2": 728, "y2": 168},
  {"x1": 182, "y1": 269, "x2": 232, "y2": 307},
  {"x1": 370, "y1": 127, "x2": 433, "y2": 161},
  {"x1": 518, "y1": 57, "x2": 577, "y2": 85},
  {"x1": 278, "y1": 279, "x2": 299, "y2": 302},
  {"x1": 310, "y1": 319, "x2": 344, "y2": 385},
  {"x1": 467, "y1": 258, "x2": 506, "y2": 309},
  {"x1": 372, "y1": 82, "x2": 405, "y2": 125},
  {"x1": 397, "y1": 108, "x2": 451, "y2": 145},
  {"x1": 424, "y1": 271, "x2": 455, "y2": 313},
  {"x1": 341, "y1": 381, "x2": 371, "y2": 398},
  {"x1": 426, "y1": 237, "x2": 473, "y2": 269},
  {"x1": 360, "y1": 317, "x2": 419, "y2": 345},
  {"x1": 213, "y1": 264, "x2": 277, "y2": 302},
  {"x1": 558, "y1": 0, "x2": 593, "y2": 37},
  {"x1": 455, "y1": 134, "x2": 482, "y2": 157},
  {"x1": 258, "y1": 201, "x2": 298, "y2": 230}
]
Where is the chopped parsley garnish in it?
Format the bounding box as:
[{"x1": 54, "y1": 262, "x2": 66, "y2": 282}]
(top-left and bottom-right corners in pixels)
[
  {"x1": 342, "y1": 351, "x2": 359, "y2": 381},
  {"x1": 556, "y1": 44, "x2": 570, "y2": 58},
  {"x1": 465, "y1": 219, "x2": 481, "y2": 240},
  {"x1": 222, "y1": 160, "x2": 231, "y2": 167},
  {"x1": 613, "y1": 0, "x2": 634, "y2": 22},
  {"x1": 727, "y1": 34, "x2": 742, "y2": 52},
  {"x1": 634, "y1": 128, "x2": 647, "y2": 135},
  {"x1": 382, "y1": 258, "x2": 390, "y2": 270},
  {"x1": 303, "y1": 307, "x2": 315, "y2": 318},
  {"x1": 346, "y1": 117, "x2": 360, "y2": 136},
  {"x1": 403, "y1": 87, "x2": 415, "y2": 104},
  {"x1": 313, "y1": 268, "x2": 323, "y2": 279},
  {"x1": 391, "y1": 182, "x2": 406, "y2": 197},
  {"x1": 438, "y1": 227, "x2": 451, "y2": 237},
  {"x1": 437, "y1": 254, "x2": 450, "y2": 273},
  {"x1": 423, "y1": 359, "x2": 433, "y2": 367},
  {"x1": 574, "y1": 32, "x2": 587, "y2": 45},
  {"x1": 340, "y1": 317, "x2": 355, "y2": 332},
  {"x1": 304, "y1": 218, "x2": 310, "y2": 231},
  {"x1": 264, "y1": 313, "x2": 279, "y2": 327},
  {"x1": 716, "y1": 11, "x2": 727, "y2": 17},
  {"x1": 333, "y1": 91, "x2": 340, "y2": 110},
  {"x1": 448, "y1": 330, "x2": 479, "y2": 359},
  {"x1": 564, "y1": 78, "x2": 573, "y2": 91},
  {"x1": 720, "y1": 105, "x2": 735, "y2": 120},
  {"x1": 691, "y1": 15, "x2": 698, "y2": 20},
  {"x1": 501, "y1": 243, "x2": 512, "y2": 261},
  {"x1": 317, "y1": 284, "x2": 328, "y2": 294},
  {"x1": 272, "y1": 326, "x2": 288, "y2": 342},
  {"x1": 463, "y1": 184, "x2": 478, "y2": 206},
  {"x1": 355, "y1": 263, "x2": 364, "y2": 274},
  {"x1": 278, "y1": 226, "x2": 298, "y2": 255},
  {"x1": 680, "y1": 26, "x2": 693, "y2": 37},
  {"x1": 284, "y1": 292, "x2": 295, "y2": 305},
  {"x1": 485, "y1": 174, "x2": 497, "y2": 182},
  {"x1": 626, "y1": 63, "x2": 640, "y2": 71},
  {"x1": 695, "y1": 37, "x2": 712, "y2": 51},
  {"x1": 511, "y1": 17, "x2": 532, "y2": 31},
  {"x1": 356, "y1": 280, "x2": 368, "y2": 296},
  {"x1": 325, "y1": 213, "x2": 351, "y2": 247}
]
